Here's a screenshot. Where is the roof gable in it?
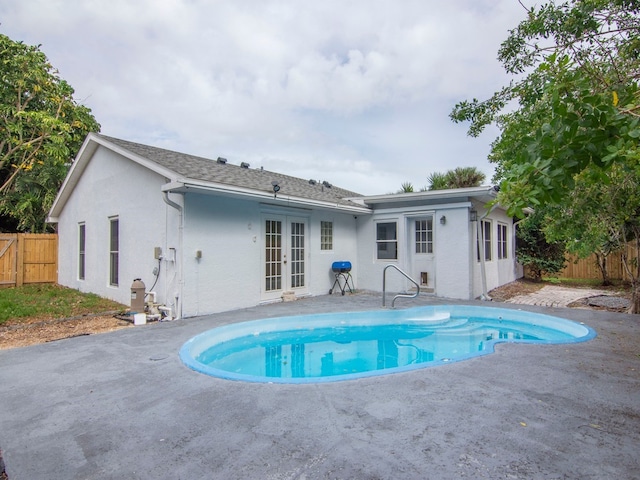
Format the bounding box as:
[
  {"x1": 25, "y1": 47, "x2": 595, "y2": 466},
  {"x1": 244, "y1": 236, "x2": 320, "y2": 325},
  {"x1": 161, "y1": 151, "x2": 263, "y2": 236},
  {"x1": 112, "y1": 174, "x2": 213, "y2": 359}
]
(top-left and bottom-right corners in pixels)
[
  {"x1": 48, "y1": 133, "x2": 503, "y2": 222},
  {"x1": 48, "y1": 133, "x2": 368, "y2": 220},
  {"x1": 101, "y1": 135, "x2": 363, "y2": 206}
]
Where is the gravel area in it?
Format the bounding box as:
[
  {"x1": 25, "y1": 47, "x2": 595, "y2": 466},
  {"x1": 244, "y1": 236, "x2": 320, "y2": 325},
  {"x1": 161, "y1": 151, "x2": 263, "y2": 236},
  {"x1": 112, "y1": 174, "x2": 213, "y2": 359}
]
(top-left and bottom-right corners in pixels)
[{"x1": 586, "y1": 295, "x2": 632, "y2": 310}]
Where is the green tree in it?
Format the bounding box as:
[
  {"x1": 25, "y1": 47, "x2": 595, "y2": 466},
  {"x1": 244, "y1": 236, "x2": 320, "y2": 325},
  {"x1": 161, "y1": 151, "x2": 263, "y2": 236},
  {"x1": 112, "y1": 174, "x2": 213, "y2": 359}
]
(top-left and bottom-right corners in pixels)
[
  {"x1": 544, "y1": 167, "x2": 618, "y2": 286},
  {"x1": 450, "y1": 0, "x2": 640, "y2": 214},
  {"x1": 0, "y1": 34, "x2": 100, "y2": 232},
  {"x1": 516, "y1": 209, "x2": 567, "y2": 281},
  {"x1": 589, "y1": 162, "x2": 640, "y2": 312},
  {"x1": 427, "y1": 166, "x2": 486, "y2": 190},
  {"x1": 545, "y1": 161, "x2": 640, "y2": 310}
]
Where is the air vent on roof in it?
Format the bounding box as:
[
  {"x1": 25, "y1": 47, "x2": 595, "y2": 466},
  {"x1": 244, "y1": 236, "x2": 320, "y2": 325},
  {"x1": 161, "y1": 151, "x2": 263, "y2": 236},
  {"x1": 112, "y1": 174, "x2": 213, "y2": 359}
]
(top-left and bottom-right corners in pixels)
[
  {"x1": 217, "y1": 157, "x2": 227, "y2": 164},
  {"x1": 309, "y1": 179, "x2": 317, "y2": 185},
  {"x1": 240, "y1": 162, "x2": 250, "y2": 169},
  {"x1": 322, "y1": 180, "x2": 332, "y2": 188}
]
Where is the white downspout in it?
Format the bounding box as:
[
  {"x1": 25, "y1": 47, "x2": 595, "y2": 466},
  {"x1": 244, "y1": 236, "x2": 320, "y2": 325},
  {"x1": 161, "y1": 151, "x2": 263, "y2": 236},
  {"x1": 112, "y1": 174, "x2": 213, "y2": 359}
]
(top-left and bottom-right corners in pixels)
[
  {"x1": 162, "y1": 190, "x2": 183, "y2": 319},
  {"x1": 477, "y1": 204, "x2": 497, "y2": 301}
]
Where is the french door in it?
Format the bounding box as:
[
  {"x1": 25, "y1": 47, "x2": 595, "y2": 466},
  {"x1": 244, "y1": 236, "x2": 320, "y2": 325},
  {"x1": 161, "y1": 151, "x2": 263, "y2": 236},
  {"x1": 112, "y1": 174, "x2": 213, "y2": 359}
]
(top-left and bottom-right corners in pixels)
[
  {"x1": 263, "y1": 215, "x2": 308, "y2": 300},
  {"x1": 408, "y1": 216, "x2": 435, "y2": 292}
]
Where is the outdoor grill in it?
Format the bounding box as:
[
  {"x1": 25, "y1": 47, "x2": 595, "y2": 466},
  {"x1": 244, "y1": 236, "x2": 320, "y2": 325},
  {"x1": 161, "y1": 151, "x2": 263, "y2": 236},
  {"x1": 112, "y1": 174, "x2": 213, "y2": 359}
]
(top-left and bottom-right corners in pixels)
[{"x1": 329, "y1": 261, "x2": 354, "y2": 295}]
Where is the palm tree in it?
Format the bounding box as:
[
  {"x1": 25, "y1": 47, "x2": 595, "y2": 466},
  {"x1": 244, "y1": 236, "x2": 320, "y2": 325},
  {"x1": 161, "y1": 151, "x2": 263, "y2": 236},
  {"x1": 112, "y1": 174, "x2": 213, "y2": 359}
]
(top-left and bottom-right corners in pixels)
[
  {"x1": 427, "y1": 172, "x2": 450, "y2": 190},
  {"x1": 397, "y1": 182, "x2": 414, "y2": 193},
  {"x1": 427, "y1": 167, "x2": 486, "y2": 190}
]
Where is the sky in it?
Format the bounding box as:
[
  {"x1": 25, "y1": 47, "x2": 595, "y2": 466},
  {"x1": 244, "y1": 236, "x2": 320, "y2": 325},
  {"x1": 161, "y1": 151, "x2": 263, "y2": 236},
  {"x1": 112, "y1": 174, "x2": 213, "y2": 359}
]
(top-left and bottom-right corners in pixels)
[{"x1": 0, "y1": 0, "x2": 529, "y2": 195}]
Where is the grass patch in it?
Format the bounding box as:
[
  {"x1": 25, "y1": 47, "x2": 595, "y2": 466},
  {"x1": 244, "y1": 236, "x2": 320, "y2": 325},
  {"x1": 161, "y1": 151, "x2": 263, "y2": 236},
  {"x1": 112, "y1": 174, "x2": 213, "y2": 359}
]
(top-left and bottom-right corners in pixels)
[
  {"x1": 542, "y1": 276, "x2": 604, "y2": 286},
  {"x1": 541, "y1": 276, "x2": 631, "y2": 292},
  {"x1": 0, "y1": 284, "x2": 125, "y2": 326}
]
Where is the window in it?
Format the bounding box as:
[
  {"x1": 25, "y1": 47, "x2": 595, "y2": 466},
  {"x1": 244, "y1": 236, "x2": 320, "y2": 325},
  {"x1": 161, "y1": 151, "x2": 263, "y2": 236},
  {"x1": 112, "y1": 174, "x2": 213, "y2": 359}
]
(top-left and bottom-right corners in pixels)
[
  {"x1": 376, "y1": 222, "x2": 397, "y2": 260},
  {"x1": 78, "y1": 223, "x2": 86, "y2": 280},
  {"x1": 415, "y1": 218, "x2": 433, "y2": 254},
  {"x1": 109, "y1": 217, "x2": 119, "y2": 286},
  {"x1": 477, "y1": 219, "x2": 492, "y2": 261},
  {"x1": 497, "y1": 223, "x2": 508, "y2": 259},
  {"x1": 320, "y1": 221, "x2": 333, "y2": 251}
]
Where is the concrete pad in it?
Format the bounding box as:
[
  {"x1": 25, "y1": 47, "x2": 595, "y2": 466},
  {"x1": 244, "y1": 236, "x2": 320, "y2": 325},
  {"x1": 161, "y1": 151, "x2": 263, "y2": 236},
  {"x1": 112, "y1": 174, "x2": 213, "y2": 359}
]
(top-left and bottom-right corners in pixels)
[{"x1": 1, "y1": 293, "x2": 639, "y2": 479}]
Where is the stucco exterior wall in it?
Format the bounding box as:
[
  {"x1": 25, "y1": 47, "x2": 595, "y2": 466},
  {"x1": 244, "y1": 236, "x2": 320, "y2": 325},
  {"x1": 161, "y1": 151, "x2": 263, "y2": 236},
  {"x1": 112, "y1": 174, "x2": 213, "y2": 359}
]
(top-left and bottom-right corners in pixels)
[
  {"x1": 471, "y1": 203, "x2": 519, "y2": 299},
  {"x1": 355, "y1": 205, "x2": 473, "y2": 300},
  {"x1": 180, "y1": 194, "x2": 359, "y2": 316},
  {"x1": 432, "y1": 207, "x2": 473, "y2": 300},
  {"x1": 354, "y1": 201, "x2": 519, "y2": 301},
  {"x1": 308, "y1": 210, "x2": 360, "y2": 295},
  {"x1": 180, "y1": 194, "x2": 261, "y2": 316},
  {"x1": 54, "y1": 140, "x2": 519, "y2": 316},
  {"x1": 56, "y1": 146, "x2": 178, "y2": 308}
]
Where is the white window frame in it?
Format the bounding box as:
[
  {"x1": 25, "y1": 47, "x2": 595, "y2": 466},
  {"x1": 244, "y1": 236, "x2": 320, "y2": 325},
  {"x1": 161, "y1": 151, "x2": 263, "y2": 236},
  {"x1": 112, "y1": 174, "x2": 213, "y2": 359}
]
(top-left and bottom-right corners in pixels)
[
  {"x1": 78, "y1": 223, "x2": 86, "y2": 280},
  {"x1": 477, "y1": 219, "x2": 492, "y2": 262},
  {"x1": 109, "y1": 217, "x2": 119, "y2": 287},
  {"x1": 320, "y1": 221, "x2": 333, "y2": 251},
  {"x1": 497, "y1": 223, "x2": 508, "y2": 259},
  {"x1": 415, "y1": 217, "x2": 433, "y2": 254},
  {"x1": 376, "y1": 222, "x2": 398, "y2": 260}
]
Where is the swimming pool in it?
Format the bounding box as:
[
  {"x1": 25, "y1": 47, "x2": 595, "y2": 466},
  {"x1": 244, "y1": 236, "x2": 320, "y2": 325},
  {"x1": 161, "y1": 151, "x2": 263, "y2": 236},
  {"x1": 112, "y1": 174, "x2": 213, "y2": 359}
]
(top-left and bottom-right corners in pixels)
[{"x1": 179, "y1": 305, "x2": 596, "y2": 383}]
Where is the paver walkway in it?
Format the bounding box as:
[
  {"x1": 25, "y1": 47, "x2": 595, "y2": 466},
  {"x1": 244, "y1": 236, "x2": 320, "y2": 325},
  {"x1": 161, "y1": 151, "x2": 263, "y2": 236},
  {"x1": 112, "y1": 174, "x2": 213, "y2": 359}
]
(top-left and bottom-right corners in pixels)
[{"x1": 506, "y1": 285, "x2": 609, "y2": 307}]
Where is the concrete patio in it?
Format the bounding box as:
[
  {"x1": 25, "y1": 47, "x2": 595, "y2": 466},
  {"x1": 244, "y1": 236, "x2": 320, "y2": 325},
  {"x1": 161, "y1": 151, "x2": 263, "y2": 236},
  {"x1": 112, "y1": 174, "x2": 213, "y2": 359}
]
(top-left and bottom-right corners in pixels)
[{"x1": 1, "y1": 292, "x2": 639, "y2": 479}]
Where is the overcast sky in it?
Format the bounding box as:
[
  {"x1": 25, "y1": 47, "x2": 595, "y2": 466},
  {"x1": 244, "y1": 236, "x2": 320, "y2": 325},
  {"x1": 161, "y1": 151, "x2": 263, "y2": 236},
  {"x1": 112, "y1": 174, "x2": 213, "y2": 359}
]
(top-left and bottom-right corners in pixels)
[{"x1": 1, "y1": 1, "x2": 529, "y2": 195}]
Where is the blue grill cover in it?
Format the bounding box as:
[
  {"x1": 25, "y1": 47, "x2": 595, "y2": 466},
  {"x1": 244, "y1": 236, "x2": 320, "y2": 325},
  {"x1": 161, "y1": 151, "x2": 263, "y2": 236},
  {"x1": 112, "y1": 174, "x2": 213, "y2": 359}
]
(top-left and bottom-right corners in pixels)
[{"x1": 331, "y1": 261, "x2": 352, "y2": 273}]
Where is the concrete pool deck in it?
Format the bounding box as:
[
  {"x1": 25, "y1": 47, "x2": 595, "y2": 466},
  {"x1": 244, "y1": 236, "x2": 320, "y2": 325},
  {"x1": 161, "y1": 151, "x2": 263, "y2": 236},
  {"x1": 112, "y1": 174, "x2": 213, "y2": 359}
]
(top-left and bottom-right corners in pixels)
[{"x1": 1, "y1": 293, "x2": 639, "y2": 479}]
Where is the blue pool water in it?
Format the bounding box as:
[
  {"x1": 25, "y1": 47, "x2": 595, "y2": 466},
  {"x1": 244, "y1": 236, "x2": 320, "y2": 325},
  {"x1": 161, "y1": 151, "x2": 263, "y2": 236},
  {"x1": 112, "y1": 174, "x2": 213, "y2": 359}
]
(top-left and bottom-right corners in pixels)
[{"x1": 180, "y1": 305, "x2": 596, "y2": 383}]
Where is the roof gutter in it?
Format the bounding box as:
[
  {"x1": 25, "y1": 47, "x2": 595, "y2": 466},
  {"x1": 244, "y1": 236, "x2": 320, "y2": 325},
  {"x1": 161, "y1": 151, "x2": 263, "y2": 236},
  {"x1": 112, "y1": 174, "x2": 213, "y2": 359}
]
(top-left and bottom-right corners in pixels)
[
  {"x1": 161, "y1": 180, "x2": 372, "y2": 214},
  {"x1": 357, "y1": 185, "x2": 498, "y2": 205},
  {"x1": 162, "y1": 189, "x2": 182, "y2": 212}
]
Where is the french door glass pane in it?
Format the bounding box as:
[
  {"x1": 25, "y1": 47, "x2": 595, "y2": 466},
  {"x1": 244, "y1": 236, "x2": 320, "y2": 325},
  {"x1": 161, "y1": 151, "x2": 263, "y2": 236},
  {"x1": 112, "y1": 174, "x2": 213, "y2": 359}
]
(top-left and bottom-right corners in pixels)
[{"x1": 265, "y1": 220, "x2": 282, "y2": 291}]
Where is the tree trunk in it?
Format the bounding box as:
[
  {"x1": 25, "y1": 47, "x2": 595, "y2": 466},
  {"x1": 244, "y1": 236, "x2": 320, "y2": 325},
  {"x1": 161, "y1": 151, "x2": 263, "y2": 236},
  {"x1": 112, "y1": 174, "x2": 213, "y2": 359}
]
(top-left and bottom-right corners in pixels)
[
  {"x1": 634, "y1": 235, "x2": 640, "y2": 315},
  {"x1": 631, "y1": 279, "x2": 640, "y2": 315},
  {"x1": 623, "y1": 234, "x2": 640, "y2": 315},
  {"x1": 526, "y1": 265, "x2": 543, "y2": 282},
  {"x1": 594, "y1": 252, "x2": 611, "y2": 286}
]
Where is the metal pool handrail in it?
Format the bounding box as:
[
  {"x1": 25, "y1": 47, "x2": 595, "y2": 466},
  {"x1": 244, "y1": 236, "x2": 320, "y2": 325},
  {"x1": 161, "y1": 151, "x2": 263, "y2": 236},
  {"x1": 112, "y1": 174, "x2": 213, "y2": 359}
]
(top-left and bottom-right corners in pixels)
[{"x1": 382, "y1": 264, "x2": 420, "y2": 308}]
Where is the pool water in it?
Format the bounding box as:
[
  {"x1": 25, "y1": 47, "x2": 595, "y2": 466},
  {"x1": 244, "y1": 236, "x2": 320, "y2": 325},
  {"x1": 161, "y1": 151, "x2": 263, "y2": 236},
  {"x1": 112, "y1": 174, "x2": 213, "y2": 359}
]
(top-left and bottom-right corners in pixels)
[{"x1": 180, "y1": 305, "x2": 595, "y2": 383}]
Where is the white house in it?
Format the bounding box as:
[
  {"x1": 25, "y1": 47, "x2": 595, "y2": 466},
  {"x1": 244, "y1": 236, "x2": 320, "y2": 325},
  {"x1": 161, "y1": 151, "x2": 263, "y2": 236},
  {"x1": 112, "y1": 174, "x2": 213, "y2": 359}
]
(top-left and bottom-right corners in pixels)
[{"x1": 48, "y1": 134, "x2": 521, "y2": 318}]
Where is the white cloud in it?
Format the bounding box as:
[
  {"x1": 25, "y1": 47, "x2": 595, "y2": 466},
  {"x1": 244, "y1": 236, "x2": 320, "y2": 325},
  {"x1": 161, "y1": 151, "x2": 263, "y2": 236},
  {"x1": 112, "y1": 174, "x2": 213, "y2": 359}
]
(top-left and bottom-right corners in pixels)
[{"x1": 0, "y1": 0, "x2": 531, "y2": 195}]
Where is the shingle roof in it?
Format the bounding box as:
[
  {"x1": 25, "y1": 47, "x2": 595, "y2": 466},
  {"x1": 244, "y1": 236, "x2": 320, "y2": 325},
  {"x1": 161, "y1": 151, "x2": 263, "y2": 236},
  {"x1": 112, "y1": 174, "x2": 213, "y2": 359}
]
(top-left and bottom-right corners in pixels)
[{"x1": 100, "y1": 135, "x2": 364, "y2": 207}]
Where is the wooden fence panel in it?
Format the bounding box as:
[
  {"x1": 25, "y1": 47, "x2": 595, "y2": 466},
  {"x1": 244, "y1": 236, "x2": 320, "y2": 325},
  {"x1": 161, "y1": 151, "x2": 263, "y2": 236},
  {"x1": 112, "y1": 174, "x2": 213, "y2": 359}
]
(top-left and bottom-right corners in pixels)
[
  {"x1": 0, "y1": 235, "x2": 17, "y2": 285},
  {"x1": 0, "y1": 233, "x2": 57, "y2": 286},
  {"x1": 21, "y1": 234, "x2": 58, "y2": 284},
  {"x1": 559, "y1": 243, "x2": 638, "y2": 281}
]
